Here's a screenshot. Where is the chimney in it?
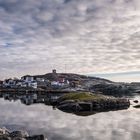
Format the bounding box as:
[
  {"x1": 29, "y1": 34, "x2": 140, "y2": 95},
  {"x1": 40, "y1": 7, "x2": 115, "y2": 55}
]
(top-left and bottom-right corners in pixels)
[{"x1": 52, "y1": 69, "x2": 56, "y2": 74}]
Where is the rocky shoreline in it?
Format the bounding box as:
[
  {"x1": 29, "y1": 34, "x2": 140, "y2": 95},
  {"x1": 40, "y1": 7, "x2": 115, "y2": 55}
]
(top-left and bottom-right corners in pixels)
[
  {"x1": 0, "y1": 128, "x2": 45, "y2": 140},
  {"x1": 56, "y1": 92, "x2": 130, "y2": 115}
]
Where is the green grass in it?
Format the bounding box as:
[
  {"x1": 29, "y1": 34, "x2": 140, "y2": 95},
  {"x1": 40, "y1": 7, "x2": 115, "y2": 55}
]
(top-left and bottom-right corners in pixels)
[{"x1": 59, "y1": 92, "x2": 106, "y2": 101}]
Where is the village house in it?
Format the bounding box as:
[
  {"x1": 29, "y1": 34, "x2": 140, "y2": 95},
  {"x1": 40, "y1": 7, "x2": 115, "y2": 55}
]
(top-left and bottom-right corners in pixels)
[
  {"x1": 3, "y1": 79, "x2": 17, "y2": 88},
  {"x1": 36, "y1": 77, "x2": 45, "y2": 82},
  {"x1": 51, "y1": 77, "x2": 70, "y2": 88},
  {"x1": 15, "y1": 80, "x2": 24, "y2": 87},
  {"x1": 2, "y1": 78, "x2": 26, "y2": 88},
  {"x1": 47, "y1": 69, "x2": 70, "y2": 89},
  {"x1": 21, "y1": 75, "x2": 36, "y2": 82},
  {"x1": 21, "y1": 75, "x2": 37, "y2": 89}
]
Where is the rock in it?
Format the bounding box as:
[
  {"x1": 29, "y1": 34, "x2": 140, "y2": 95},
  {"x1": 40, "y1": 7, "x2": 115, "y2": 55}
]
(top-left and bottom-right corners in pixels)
[
  {"x1": 133, "y1": 105, "x2": 140, "y2": 108},
  {"x1": 59, "y1": 100, "x2": 75, "y2": 105},
  {"x1": 13, "y1": 137, "x2": 26, "y2": 140},
  {"x1": 10, "y1": 131, "x2": 29, "y2": 138},
  {"x1": 0, "y1": 135, "x2": 11, "y2": 140},
  {"x1": 26, "y1": 135, "x2": 45, "y2": 140},
  {"x1": 0, "y1": 128, "x2": 5, "y2": 135},
  {"x1": 0, "y1": 127, "x2": 10, "y2": 136},
  {"x1": 133, "y1": 100, "x2": 138, "y2": 103},
  {"x1": 0, "y1": 128, "x2": 45, "y2": 140},
  {"x1": 57, "y1": 102, "x2": 82, "y2": 112},
  {"x1": 57, "y1": 93, "x2": 130, "y2": 115},
  {"x1": 58, "y1": 99, "x2": 130, "y2": 114}
]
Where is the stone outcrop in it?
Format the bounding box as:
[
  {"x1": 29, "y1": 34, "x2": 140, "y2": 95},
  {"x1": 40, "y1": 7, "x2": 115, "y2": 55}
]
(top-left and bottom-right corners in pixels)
[
  {"x1": 133, "y1": 105, "x2": 140, "y2": 108},
  {"x1": 133, "y1": 100, "x2": 138, "y2": 103},
  {"x1": 57, "y1": 93, "x2": 130, "y2": 115},
  {"x1": 0, "y1": 129, "x2": 45, "y2": 140},
  {"x1": 57, "y1": 99, "x2": 130, "y2": 112}
]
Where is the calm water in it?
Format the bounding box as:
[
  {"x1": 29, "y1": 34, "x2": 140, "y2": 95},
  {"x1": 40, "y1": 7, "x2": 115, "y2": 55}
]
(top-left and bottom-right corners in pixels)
[{"x1": 0, "y1": 96, "x2": 140, "y2": 140}]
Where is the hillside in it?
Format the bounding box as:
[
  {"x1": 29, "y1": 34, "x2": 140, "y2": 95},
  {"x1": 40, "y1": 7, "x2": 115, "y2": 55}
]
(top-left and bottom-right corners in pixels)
[
  {"x1": 34, "y1": 72, "x2": 113, "y2": 84},
  {"x1": 23, "y1": 72, "x2": 136, "y2": 97}
]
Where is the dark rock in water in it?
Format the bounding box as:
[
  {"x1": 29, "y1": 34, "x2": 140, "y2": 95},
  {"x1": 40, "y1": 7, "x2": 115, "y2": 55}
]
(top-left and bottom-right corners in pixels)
[
  {"x1": 57, "y1": 99, "x2": 130, "y2": 114},
  {"x1": 0, "y1": 135, "x2": 11, "y2": 140},
  {"x1": 57, "y1": 92, "x2": 130, "y2": 115},
  {"x1": 133, "y1": 105, "x2": 140, "y2": 108},
  {"x1": 26, "y1": 135, "x2": 45, "y2": 140},
  {"x1": 57, "y1": 102, "x2": 81, "y2": 112},
  {"x1": 133, "y1": 100, "x2": 139, "y2": 103},
  {"x1": 10, "y1": 131, "x2": 29, "y2": 138},
  {"x1": 0, "y1": 128, "x2": 45, "y2": 140}
]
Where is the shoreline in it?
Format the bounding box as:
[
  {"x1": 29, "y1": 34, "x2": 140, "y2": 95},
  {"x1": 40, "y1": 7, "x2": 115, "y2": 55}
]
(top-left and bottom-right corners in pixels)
[
  {"x1": 0, "y1": 88, "x2": 72, "y2": 94},
  {"x1": 0, "y1": 128, "x2": 45, "y2": 140}
]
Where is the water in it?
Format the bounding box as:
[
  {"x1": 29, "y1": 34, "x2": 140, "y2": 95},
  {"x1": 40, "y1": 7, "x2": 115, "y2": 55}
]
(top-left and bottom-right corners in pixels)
[{"x1": 0, "y1": 95, "x2": 140, "y2": 140}]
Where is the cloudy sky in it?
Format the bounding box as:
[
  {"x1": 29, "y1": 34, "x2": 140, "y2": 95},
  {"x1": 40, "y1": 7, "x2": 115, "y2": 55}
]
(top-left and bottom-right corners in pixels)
[{"x1": 0, "y1": 0, "x2": 140, "y2": 81}]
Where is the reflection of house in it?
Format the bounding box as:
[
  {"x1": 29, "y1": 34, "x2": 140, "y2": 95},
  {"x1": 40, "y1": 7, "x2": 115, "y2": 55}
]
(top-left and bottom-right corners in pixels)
[
  {"x1": 20, "y1": 94, "x2": 45, "y2": 105},
  {"x1": 21, "y1": 95, "x2": 34, "y2": 105}
]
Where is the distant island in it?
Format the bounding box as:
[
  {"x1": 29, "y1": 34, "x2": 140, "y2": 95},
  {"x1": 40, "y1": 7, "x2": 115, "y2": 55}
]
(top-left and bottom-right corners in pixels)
[{"x1": 0, "y1": 69, "x2": 139, "y2": 97}]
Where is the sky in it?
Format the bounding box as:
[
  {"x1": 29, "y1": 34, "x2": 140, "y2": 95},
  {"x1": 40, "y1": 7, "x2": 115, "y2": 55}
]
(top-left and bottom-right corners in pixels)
[
  {"x1": 0, "y1": 0, "x2": 140, "y2": 81},
  {"x1": 92, "y1": 71, "x2": 140, "y2": 82}
]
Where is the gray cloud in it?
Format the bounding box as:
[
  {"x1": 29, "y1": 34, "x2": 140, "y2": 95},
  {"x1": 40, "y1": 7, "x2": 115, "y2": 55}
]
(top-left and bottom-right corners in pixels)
[{"x1": 0, "y1": 0, "x2": 140, "y2": 79}]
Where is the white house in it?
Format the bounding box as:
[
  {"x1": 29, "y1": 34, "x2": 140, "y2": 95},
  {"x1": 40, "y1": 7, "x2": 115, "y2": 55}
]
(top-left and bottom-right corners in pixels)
[
  {"x1": 51, "y1": 78, "x2": 70, "y2": 88},
  {"x1": 36, "y1": 78, "x2": 45, "y2": 82},
  {"x1": 16, "y1": 80, "x2": 23, "y2": 87},
  {"x1": 21, "y1": 75, "x2": 36, "y2": 83},
  {"x1": 28, "y1": 81, "x2": 37, "y2": 89},
  {"x1": 21, "y1": 75, "x2": 37, "y2": 88},
  {"x1": 3, "y1": 79, "x2": 16, "y2": 88},
  {"x1": 51, "y1": 81, "x2": 60, "y2": 86}
]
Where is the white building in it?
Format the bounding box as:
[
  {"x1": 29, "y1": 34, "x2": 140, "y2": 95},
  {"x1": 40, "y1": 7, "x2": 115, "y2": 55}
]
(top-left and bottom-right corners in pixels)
[
  {"x1": 51, "y1": 78, "x2": 70, "y2": 88},
  {"x1": 20, "y1": 75, "x2": 38, "y2": 88},
  {"x1": 28, "y1": 81, "x2": 37, "y2": 89},
  {"x1": 3, "y1": 79, "x2": 16, "y2": 88},
  {"x1": 21, "y1": 75, "x2": 35, "y2": 83},
  {"x1": 36, "y1": 78, "x2": 45, "y2": 82}
]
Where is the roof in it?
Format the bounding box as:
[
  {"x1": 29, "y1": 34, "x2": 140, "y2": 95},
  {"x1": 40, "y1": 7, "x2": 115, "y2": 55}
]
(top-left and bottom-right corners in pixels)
[{"x1": 21, "y1": 75, "x2": 33, "y2": 78}]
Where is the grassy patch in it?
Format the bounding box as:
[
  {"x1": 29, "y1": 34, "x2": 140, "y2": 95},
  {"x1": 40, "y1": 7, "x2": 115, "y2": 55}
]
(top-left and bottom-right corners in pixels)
[{"x1": 59, "y1": 92, "x2": 106, "y2": 101}]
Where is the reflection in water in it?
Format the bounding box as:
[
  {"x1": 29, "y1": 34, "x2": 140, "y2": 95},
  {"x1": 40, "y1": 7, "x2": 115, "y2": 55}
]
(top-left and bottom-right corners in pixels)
[
  {"x1": 1, "y1": 92, "x2": 54, "y2": 107},
  {"x1": 0, "y1": 92, "x2": 130, "y2": 116},
  {"x1": 0, "y1": 93, "x2": 140, "y2": 140}
]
